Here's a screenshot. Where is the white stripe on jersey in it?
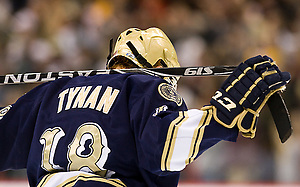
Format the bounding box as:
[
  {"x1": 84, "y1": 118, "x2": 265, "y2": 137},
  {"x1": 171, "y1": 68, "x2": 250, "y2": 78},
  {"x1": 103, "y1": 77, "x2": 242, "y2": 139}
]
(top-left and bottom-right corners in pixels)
[{"x1": 161, "y1": 109, "x2": 212, "y2": 171}]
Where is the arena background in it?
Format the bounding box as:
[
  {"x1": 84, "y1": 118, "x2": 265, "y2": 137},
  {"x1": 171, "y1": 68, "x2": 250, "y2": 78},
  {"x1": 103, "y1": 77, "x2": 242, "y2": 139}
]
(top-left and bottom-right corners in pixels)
[{"x1": 0, "y1": 0, "x2": 300, "y2": 186}]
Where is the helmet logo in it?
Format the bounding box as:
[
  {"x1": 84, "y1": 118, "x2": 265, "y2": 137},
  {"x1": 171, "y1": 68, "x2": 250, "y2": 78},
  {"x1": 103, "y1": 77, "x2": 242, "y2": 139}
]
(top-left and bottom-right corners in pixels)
[{"x1": 126, "y1": 52, "x2": 136, "y2": 59}]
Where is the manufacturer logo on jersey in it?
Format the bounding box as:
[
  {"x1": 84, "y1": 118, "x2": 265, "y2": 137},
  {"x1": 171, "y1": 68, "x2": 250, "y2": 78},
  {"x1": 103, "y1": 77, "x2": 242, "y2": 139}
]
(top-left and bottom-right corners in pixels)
[
  {"x1": 0, "y1": 105, "x2": 12, "y2": 120},
  {"x1": 158, "y1": 83, "x2": 182, "y2": 106}
]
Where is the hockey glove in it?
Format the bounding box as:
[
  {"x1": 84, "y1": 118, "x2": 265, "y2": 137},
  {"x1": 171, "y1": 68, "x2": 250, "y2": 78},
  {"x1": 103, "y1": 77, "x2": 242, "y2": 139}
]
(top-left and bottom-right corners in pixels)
[{"x1": 207, "y1": 55, "x2": 291, "y2": 138}]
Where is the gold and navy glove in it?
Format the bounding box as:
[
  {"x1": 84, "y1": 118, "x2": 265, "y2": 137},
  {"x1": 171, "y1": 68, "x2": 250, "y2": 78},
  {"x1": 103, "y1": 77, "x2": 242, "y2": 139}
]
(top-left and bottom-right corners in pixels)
[{"x1": 206, "y1": 55, "x2": 291, "y2": 138}]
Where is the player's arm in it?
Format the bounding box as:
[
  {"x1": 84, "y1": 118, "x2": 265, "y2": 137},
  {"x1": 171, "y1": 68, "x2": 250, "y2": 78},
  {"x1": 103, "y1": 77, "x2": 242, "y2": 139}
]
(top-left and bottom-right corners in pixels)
[
  {"x1": 0, "y1": 82, "x2": 50, "y2": 171},
  {"x1": 128, "y1": 76, "x2": 238, "y2": 175},
  {"x1": 132, "y1": 55, "x2": 291, "y2": 176}
]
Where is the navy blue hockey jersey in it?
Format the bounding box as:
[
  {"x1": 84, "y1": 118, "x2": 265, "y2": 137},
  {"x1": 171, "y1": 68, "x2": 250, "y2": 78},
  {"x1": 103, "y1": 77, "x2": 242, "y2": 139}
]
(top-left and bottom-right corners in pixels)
[{"x1": 0, "y1": 74, "x2": 238, "y2": 186}]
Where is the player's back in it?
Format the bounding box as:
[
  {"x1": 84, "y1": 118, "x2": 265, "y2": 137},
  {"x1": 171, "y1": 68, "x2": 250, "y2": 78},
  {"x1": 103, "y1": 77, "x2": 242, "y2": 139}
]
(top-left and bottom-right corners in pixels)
[{"x1": 1, "y1": 73, "x2": 183, "y2": 186}]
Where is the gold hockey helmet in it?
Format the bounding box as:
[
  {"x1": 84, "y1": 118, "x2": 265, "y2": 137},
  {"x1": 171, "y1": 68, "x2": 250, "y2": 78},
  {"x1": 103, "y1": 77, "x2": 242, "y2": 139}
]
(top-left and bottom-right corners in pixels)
[
  {"x1": 106, "y1": 27, "x2": 180, "y2": 87},
  {"x1": 107, "y1": 27, "x2": 180, "y2": 69}
]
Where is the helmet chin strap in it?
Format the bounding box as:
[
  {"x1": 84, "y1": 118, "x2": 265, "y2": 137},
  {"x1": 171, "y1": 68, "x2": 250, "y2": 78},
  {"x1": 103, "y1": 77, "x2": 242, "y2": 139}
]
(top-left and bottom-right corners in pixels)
[
  {"x1": 126, "y1": 41, "x2": 153, "y2": 68},
  {"x1": 105, "y1": 39, "x2": 153, "y2": 69},
  {"x1": 126, "y1": 41, "x2": 178, "y2": 89},
  {"x1": 106, "y1": 38, "x2": 114, "y2": 68},
  {"x1": 106, "y1": 38, "x2": 178, "y2": 88}
]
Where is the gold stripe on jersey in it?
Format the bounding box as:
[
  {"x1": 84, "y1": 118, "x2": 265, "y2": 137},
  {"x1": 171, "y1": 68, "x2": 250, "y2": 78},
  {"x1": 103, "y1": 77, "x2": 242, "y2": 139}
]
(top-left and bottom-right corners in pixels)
[
  {"x1": 37, "y1": 172, "x2": 126, "y2": 187},
  {"x1": 161, "y1": 111, "x2": 186, "y2": 171},
  {"x1": 165, "y1": 111, "x2": 188, "y2": 170},
  {"x1": 185, "y1": 109, "x2": 212, "y2": 165},
  {"x1": 37, "y1": 173, "x2": 52, "y2": 187},
  {"x1": 57, "y1": 174, "x2": 126, "y2": 187}
]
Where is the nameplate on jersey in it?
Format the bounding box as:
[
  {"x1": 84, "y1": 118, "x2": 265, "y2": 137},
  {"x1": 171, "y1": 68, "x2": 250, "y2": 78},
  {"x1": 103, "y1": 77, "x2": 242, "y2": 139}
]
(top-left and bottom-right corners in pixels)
[
  {"x1": 158, "y1": 83, "x2": 182, "y2": 106},
  {"x1": 57, "y1": 85, "x2": 120, "y2": 114}
]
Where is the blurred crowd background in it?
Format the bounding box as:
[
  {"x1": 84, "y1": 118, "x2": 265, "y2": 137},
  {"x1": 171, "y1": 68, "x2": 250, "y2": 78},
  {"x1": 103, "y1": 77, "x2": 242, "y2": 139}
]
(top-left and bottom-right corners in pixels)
[{"x1": 0, "y1": 0, "x2": 300, "y2": 185}]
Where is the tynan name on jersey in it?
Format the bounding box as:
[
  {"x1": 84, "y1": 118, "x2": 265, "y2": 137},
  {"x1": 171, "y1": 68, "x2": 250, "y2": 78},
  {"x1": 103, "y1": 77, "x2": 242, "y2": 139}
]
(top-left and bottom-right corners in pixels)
[{"x1": 57, "y1": 85, "x2": 120, "y2": 114}]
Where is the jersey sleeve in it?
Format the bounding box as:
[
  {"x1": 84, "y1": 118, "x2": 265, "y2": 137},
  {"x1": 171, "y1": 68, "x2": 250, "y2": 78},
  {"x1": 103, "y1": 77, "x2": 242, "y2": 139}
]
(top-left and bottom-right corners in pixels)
[
  {"x1": 0, "y1": 82, "x2": 50, "y2": 171},
  {"x1": 127, "y1": 75, "x2": 239, "y2": 176}
]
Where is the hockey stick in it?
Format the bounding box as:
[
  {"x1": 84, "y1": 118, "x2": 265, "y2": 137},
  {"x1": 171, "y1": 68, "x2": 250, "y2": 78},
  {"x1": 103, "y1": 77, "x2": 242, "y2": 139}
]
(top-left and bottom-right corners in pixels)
[
  {"x1": 0, "y1": 65, "x2": 292, "y2": 143},
  {"x1": 0, "y1": 65, "x2": 236, "y2": 85},
  {"x1": 267, "y1": 92, "x2": 292, "y2": 143}
]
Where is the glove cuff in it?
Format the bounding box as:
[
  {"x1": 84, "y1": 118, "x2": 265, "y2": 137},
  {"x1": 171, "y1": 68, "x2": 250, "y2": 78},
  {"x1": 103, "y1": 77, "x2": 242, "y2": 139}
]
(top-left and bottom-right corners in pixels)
[
  {"x1": 205, "y1": 105, "x2": 257, "y2": 139},
  {"x1": 201, "y1": 105, "x2": 240, "y2": 129},
  {"x1": 237, "y1": 110, "x2": 257, "y2": 138}
]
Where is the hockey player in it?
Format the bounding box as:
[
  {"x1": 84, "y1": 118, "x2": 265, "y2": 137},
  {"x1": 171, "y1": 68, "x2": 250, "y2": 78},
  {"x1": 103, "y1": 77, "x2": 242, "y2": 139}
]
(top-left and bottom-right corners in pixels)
[{"x1": 0, "y1": 27, "x2": 291, "y2": 186}]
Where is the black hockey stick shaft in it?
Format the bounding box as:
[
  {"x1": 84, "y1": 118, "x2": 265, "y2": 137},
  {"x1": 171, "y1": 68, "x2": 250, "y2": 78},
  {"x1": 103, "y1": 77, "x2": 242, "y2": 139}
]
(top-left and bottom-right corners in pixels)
[
  {"x1": 0, "y1": 65, "x2": 292, "y2": 143},
  {"x1": 0, "y1": 65, "x2": 236, "y2": 85},
  {"x1": 0, "y1": 66, "x2": 236, "y2": 85},
  {"x1": 267, "y1": 92, "x2": 292, "y2": 143}
]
